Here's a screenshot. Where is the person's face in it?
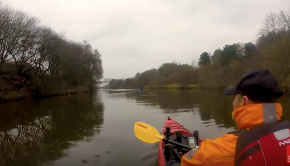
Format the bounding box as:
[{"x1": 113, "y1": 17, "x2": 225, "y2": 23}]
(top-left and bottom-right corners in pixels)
[{"x1": 233, "y1": 94, "x2": 250, "y2": 110}]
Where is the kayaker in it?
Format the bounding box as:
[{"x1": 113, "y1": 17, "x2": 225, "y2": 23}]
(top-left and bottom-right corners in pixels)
[{"x1": 180, "y1": 69, "x2": 290, "y2": 166}]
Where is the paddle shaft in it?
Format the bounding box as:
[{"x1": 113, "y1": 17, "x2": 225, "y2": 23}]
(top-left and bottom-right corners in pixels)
[{"x1": 163, "y1": 138, "x2": 192, "y2": 150}]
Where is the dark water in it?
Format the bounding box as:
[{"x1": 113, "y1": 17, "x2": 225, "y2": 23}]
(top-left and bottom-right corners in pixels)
[{"x1": 1, "y1": 89, "x2": 290, "y2": 166}]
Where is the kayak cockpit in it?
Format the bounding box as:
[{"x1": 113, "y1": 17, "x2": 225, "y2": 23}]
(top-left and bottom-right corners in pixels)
[
  {"x1": 158, "y1": 117, "x2": 201, "y2": 166},
  {"x1": 163, "y1": 127, "x2": 199, "y2": 163}
]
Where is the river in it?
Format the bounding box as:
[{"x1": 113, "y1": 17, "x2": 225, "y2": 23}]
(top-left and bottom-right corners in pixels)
[{"x1": 1, "y1": 89, "x2": 290, "y2": 166}]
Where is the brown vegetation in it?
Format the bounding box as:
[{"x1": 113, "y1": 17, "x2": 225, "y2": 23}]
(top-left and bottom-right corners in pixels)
[
  {"x1": 108, "y1": 10, "x2": 290, "y2": 92},
  {"x1": 0, "y1": 3, "x2": 103, "y2": 103}
]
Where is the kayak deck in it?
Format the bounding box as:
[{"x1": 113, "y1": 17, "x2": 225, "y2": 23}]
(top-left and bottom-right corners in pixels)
[
  {"x1": 161, "y1": 117, "x2": 194, "y2": 136},
  {"x1": 158, "y1": 117, "x2": 197, "y2": 166}
]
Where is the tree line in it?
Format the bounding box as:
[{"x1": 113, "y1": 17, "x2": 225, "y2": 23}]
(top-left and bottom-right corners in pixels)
[
  {"x1": 108, "y1": 9, "x2": 290, "y2": 92},
  {"x1": 0, "y1": 2, "x2": 103, "y2": 97}
]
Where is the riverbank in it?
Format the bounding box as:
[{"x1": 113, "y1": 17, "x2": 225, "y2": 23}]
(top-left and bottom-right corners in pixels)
[
  {"x1": 143, "y1": 84, "x2": 199, "y2": 89},
  {"x1": 104, "y1": 84, "x2": 225, "y2": 90},
  {"x1": 0, "y1": 62, "x2": 95, "y2": 104},
  {"x1": 0, "y1": 66, "x2": 90, "y2": 103},
  {"x1": 0, "y1": 87, "x2": 90, "y2": 103}
]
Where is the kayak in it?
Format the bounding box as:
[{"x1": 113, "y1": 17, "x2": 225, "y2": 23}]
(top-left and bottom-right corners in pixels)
[{"x1": 158, "y1": 117, "x2": 202, "y2": 166}]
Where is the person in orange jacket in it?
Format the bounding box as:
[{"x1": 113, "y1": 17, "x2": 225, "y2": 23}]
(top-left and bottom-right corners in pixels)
[{"x1": 180, "y1": 69, "x2": 284, "y2": 166}]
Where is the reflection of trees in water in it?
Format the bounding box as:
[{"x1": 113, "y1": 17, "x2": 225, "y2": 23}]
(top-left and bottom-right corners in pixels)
[
  {"x1": 113, "y1": 90, "x2": 237, "y2": 129},
  {"x1": 195, "y1": 91, "x2": 236, "y2": 129},
  {"x1": 108, "y1": 90, "x2": 290, "y2": 131},
  {"x1": 0, "y1": 92, "x2": 104, "y2": 166},
  {"x1": 119, "y1": 90, "x2": 198, "y2": 113},
  {"x1": 0, "y1": 116, "x2": 53, "y2": 166}
]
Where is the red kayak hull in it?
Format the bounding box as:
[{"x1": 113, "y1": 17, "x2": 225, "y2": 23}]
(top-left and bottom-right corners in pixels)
[{"x1": 158, "y1": 117, "x2": 201, "y2": 166}]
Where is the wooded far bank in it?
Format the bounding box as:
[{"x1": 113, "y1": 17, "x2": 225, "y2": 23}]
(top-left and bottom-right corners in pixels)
[{"x1": 108, "y1": 10, "x2": 290, "y2": 92}]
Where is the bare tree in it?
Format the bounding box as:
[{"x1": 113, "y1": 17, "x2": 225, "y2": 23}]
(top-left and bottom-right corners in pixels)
[{"x1": 260, "y1": 10, "x2": 290, "y2": 66}]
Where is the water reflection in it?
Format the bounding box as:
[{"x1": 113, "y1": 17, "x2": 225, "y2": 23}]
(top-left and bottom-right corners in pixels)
[
  {"x1": 111, "y1": 89, "x2": 290, "y2": 130},
  {"x1": 1, "y1": 89, "x2": 290, "y2": 166},
  {"x1": 100, "y1": 90, "x2": 290, "y2": 166},
  {"x1": 117, "y1": 90, "x2": 236, "y2": 129},
  {"x1": 0, "y1": 93, "x2": 104, "y2": 166}
]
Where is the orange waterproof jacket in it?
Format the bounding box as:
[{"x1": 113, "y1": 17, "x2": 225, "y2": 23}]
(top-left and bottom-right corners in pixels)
[{"x1": 180, "y1": 103, "x2": 283, "y2": 166}]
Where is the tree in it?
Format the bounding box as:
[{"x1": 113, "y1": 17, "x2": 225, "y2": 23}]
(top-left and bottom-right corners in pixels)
[
  {"x1": 257, "y1": 10, "x2": 290, "y2": 91},
  {"x1": 259, "y1": 10, "x2": 290, "y2": 66},
  {"x1": 211, "y1": 49, "x2": 222, "y2": 65},
  {"x1": 0, "y1": 3, "x2": 103, "y2": 95},
  {"x1": 220, "y1": 44, "x2": 241, "y2": 66},
  {"x1": 198, "y1": 52, "x2": 211, "y2": 67},
  {"x1": 244, "y1": 42, "x2": 258, "y2": 58}
]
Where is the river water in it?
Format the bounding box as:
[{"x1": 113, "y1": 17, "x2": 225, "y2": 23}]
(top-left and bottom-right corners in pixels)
[{"x1": 1, "y1": 89, "x2": 290, "y2": 166}]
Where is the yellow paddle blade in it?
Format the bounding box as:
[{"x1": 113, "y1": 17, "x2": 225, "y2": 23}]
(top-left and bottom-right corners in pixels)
[{"x1": 134, "y1": 121, "x2": 164, "y2": 144}]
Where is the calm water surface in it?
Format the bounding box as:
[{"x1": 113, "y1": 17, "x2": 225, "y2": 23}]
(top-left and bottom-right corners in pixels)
[{"x1": 1, "y1": 89, "x2": 290, "y2": 166}]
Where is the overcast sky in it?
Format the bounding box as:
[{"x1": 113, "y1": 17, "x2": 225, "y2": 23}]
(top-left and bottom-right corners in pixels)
[{"x1": 5, "y1": 0, "x2": 290, "y2": 79}]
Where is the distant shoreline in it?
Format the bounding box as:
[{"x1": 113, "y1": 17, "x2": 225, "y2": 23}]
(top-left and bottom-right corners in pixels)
[
  {"x1": 143, "y1": 84, "x2": 198, "y2": 89},
  {"x1": 102, "y1": 84, "x2": 231, "y2": 91}
]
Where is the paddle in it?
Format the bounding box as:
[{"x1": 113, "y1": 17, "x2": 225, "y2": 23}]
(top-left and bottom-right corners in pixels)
[{"x1": 134, "y1": 121, "x2": 192, "y2": 150}]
